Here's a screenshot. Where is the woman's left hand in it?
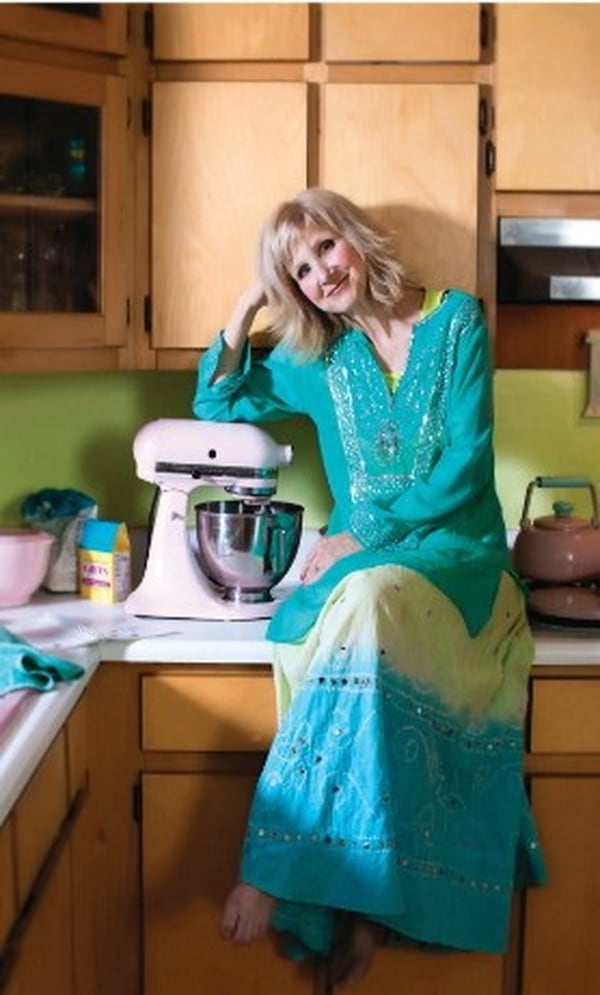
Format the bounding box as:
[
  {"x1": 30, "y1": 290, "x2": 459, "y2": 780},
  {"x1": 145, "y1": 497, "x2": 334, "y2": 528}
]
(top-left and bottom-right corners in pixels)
[{"x1": 300, "y1": 532, "x2": 362, "y2": 584}]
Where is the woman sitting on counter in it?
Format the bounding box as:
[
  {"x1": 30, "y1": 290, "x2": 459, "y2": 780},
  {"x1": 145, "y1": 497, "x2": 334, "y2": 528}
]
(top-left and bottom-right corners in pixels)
[{"x1": 193, "y1": 188, "x2": 546, "y2": 987}]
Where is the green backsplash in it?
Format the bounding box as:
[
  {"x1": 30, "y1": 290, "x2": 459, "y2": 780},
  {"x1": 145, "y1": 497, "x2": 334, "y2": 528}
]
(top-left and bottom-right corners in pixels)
[{"x1": 1, "y1": 369, "x2": 598, "y2": 530}]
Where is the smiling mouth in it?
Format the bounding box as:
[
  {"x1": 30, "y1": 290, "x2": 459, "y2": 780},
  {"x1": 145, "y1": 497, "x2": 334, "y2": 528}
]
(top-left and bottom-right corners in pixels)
[{"x1": 326, "y1": 274, "x2": 349, "y2": 297}]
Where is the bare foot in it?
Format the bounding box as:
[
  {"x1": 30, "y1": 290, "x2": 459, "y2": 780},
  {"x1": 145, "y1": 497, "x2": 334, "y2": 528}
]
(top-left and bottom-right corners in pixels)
[
  {"x1": 328, "y1": 914, "x2": 386, "y2": 987},
  {"x1": 221, "y1": 881, "x2": 276, "y2": 943}
]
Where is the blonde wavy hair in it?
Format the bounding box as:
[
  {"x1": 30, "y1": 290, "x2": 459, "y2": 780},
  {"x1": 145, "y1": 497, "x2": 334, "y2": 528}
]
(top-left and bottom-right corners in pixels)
[{"x1": 257, "y1": 188, "x2": 418, "y2": 359}]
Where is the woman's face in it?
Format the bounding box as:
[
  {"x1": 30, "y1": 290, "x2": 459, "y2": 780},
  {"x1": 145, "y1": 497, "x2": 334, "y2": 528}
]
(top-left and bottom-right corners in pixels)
[{"x1": 286, "y1": 225, "x2": 367, "y2": 314}]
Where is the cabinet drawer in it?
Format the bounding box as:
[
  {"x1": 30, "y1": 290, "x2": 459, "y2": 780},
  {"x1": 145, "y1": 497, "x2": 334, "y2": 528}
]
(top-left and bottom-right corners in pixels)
[
  {"x1": 141, "y1": 673, "x2": 277, "y2": 752},
  {"x1": 530, "y1": 679, "x2": 600, "y2": 753},
  {"x1": 13, "y1": 732, "x2": 69, "y2": 904},
  {"x1": 0, "y1": 817, "x2": 16, "y2": 950}
]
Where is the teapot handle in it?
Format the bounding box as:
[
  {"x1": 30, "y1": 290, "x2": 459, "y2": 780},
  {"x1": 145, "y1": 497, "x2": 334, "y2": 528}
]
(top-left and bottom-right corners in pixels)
[{"x1": 519, "y1": 476, "x2": 600, "y2": 528}]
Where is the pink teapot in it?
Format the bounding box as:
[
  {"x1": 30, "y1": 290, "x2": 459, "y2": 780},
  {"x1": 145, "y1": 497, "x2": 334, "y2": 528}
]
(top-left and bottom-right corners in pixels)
[{"x1": 512, "y1": 476, "x2": 600, "y2": 584}]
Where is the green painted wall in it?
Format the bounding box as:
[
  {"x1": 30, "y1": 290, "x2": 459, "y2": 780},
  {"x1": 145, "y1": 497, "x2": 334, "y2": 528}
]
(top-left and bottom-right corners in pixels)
[
  {"x1": 1, "y1": 369, "x2": 598, "y2": 531},
  {"x1": 494, "y1": 370, "x2": 599, "y2": 526},
  {"x1": 0, "y1": 370, "x2": 330, "y2": 529}
]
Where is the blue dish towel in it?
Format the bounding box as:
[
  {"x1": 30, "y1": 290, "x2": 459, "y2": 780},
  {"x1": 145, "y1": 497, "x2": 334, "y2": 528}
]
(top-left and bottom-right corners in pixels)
[{"x1": 0, "y1": 626, "x2": 85, "y2": 696}]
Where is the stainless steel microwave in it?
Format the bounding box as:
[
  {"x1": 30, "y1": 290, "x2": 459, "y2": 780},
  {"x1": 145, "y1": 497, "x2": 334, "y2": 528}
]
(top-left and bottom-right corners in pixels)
[{"x1": 497, "y1": 217, "x2": 600, "y2": 303}]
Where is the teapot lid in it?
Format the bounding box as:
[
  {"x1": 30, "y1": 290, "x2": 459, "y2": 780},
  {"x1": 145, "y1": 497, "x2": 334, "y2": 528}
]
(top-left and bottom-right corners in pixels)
[{"x1": 533, "y1": 501, "x2": 593, "y2": 532}]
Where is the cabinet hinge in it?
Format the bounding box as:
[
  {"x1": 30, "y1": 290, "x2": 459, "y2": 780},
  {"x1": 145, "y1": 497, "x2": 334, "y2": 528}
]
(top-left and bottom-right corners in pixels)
[
  {"x1": 144, "y1": 295, "x2": 152, "y2": 333},
  {"x1": 142, "y1": 99, "x2": 152, "y2": 138},
  {"x1": 478, "y1": 97, "x2": 489, "y2": 137},
  {"x1": 480, "y1": 6, "x2": 491, "y2": 50},
  {"x1": 143, "y1": 7, "x2": 154, "y2": 50},
  {"x1": 484, "y1": 139, "x2": 496, "y2": 177},
  {"x1": 132, "y1": 781, "x2": 142, "y2": 823}
]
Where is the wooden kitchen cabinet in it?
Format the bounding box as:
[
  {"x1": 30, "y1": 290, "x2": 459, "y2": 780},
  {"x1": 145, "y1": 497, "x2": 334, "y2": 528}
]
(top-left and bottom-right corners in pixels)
[
  {"x1": 0, "y1": 57, "x2": 131, "y2": 372},
  {"x1": 0, "y1": 700, "x2": 90, "y2": 995},
  {"x1": 151, "y1": 80, "x2": 307, "y2": 351},
  {"x1": 0, "y1": 820, "x2": 15, "y2": 951},
  {"x1": 345, "y1": 947, "x2": 505, "y2": 995},
  {"x1": 149, "y1": 2, "x2": 493, "y2": 364},
  {"x1": 142, "y1": 772, "x2": 313, "y2": 995},
  {"x1": 496, "y1": 4, "x2": 600, "y2": 191},
  {"x1": 3, "y1": 849, "x2": 73, "y2": 995},
  {"x1": 139, "y1": 669, "x2": 312, "y2": 994},
  {"x1": 321, "y1": 83, "x2": 491, "y2": 298},
  {"x1": 0, "y1": 3, "x2": 128, "y2": 56},
  {"x1": 521, "y1": 672, "x2": 600, "y2": 995},
  {"x1": 5, "y1": 658, "x2": 600, "y2": 995},
  {"x1": 151, "y1": 78, "x2": 491, "y2": 356},
  {"x1": 153, "y1": 3, "x2": 483, "y2": 65},
  {"x1": 2, "y1": 842, "x2": 75, "y2": 995},
  {"x1": 12, "y1": 731, "x2": 69, "y2": 905},
  {"x1": 152, "y1": 3, "x2": 310, "y2": 62},
  {"x1": 520, "y1": 776, "x2": 600, "y2": 995},
  {"x1": 141, "y1": 672, "x2": 277, "y2": 751},
  {"x1": 138, "y1": 669, "x2": 510, "y2": 995},
  {"x1": 322, "y1": 3, "x2": 485, "y2": 63}
]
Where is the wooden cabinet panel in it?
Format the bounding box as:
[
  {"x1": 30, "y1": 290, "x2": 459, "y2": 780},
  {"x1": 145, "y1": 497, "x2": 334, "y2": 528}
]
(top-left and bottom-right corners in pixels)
[
  {"x1": 348, "y1": 945, "x2": 504, "y2": 995},
  {"x1": 141, "y1": 673, "x2": 277, "y2": 751},
  {"x1": 151, "y1": 81, "x2": 307, "y2": 349},
  {"x1": 0, "y1": 60, "x2": 130, "y2": 360},
  {"x1": 153, "y1": 3, "x2": 310, "y2": 61},
  {"x1": 322, "y1": 83, "x2": 484, "y2": 296},
  {"x1": 142, "y1": 772, "x2": 312, "y2": 995},
  {"x1": 530, "y1": 678, "x2": 600, "y2": 753},
  {"x1": 522, "y1": 776, "x2": 600, "y2": 995},
  {"x1": 322, "y1": 3, "x2": 482, "y2": 63},
  {"x1": 2, "y1": 842, "x2": 74, "y2": 995},
  {"x1": 0, "y1": 817, "x2": 16, "y2": 950},
  {"x1": 12, "y1": 732, "x2": 68, "y2": 905},
  {"x1": 496, "y1": 4, "x2": 600, "y2": 191},
  {"x1": 0, "y1": 3, "x2": 127, "y2": 55}
]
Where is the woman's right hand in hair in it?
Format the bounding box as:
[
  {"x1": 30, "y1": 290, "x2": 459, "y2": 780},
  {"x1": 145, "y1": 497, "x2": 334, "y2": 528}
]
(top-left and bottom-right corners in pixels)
[
  {"x1": 225, "y1": 282, "x2": 268, "y2": 344},
  {"x1": 213, "y1": 282, "x2": 268, "y2": 382},
  {"x1": 238, "y1": 281, "x2": 268, "y2": 315}
]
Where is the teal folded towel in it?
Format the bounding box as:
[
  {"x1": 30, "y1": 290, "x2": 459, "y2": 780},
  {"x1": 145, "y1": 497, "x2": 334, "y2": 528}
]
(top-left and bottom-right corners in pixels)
[{"x1": 0, "y1": 626, "x2": 85, "y2": 696}]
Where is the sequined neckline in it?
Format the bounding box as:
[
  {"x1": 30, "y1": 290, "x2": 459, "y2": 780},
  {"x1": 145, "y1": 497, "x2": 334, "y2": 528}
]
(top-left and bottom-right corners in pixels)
[
  {"x1": 344, "y1": 288, "x2": 446, "y2": 389},
  {"x1": 325, "y1": 293, "x2": 460, "y2": 502}
]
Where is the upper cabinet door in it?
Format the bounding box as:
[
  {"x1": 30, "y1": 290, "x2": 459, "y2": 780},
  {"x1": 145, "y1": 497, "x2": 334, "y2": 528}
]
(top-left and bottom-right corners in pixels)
[
  {"x1": 151, "y1": 81, "x2": 307, "y2": 349},
  {"x1": 496, "y1": 4, "x2": 600, "y2": 191},
  {"x1": 152, "y1": 3, "x2": 310, "y2": 61},
  {"x1": 322, "y1": 3, "x2": 483, "y2": 63},
  {"x1": 0, "y1": 3, "x2": 128, "y2": 55},
  {"x1": 0, "y1": 59, "x2": 130, "y2": 359},
  {"x1": 321, "y1": 83, "x2": 486, "y2": 296}
]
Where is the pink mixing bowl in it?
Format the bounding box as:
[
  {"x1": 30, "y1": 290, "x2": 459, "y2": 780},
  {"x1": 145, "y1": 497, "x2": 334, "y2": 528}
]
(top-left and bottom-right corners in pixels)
[{"x1": 0, "y1": 528, "x2": 54, "y2": 608}]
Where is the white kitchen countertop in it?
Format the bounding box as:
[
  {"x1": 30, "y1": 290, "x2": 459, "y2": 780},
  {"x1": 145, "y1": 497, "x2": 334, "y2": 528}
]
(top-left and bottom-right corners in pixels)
[
  {"x1": 1, "y1": 529, "x2": 600, "y2": 826},
  {"x1": 0, "y1": 646, "x2": 99, "y2": 827}
]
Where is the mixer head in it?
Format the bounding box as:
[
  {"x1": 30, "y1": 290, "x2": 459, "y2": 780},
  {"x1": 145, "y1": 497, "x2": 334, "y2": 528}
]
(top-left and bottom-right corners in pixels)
[{"x1": 132, "y1": 418, "x2": 293, "y2": 497}]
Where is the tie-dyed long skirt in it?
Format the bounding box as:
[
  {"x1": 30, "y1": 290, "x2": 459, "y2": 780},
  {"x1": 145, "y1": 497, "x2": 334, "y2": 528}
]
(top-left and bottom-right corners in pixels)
[{"x1": 238, "y1": 566, "x2": 546, "y2": 957}]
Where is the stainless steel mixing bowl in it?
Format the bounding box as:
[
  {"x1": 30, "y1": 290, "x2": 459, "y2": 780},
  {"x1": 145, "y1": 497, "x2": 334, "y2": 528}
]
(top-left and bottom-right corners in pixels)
[{"x1": 195, "y1": 499, "x2": 304, "y2": 603}]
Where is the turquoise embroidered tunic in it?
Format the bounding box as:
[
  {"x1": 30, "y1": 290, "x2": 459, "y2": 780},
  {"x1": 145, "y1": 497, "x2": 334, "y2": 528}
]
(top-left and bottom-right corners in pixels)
[{"x1": 194, "y1": 289, "x2": 512, "y2": 642}]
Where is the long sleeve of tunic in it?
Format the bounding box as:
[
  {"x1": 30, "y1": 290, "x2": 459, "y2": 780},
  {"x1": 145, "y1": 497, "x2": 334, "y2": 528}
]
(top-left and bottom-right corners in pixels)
[{"x1": 193, "y1": 290, "x2": 513, "y2": 641}]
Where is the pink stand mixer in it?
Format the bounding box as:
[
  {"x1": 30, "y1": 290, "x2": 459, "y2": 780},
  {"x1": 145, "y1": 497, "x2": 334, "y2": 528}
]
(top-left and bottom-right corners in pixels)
[{"x1": 125, "y1": 419, "x2": 303, "y2": 621}]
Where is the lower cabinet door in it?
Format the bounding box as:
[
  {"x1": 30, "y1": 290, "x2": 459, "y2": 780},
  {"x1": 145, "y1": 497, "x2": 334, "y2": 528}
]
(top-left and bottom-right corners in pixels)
[
  {"x1": 343, "y1": 946, "x2": 505, "y2": 995},
  {"x1": 522, "y1": 776, "x2": 600, "y2": 995},
  {"x1": 2, "y1": 841, "x2": 74, "y2": 995},
  {"x1": 142, "y1": 772, "x2": 314, "y2": 995}
]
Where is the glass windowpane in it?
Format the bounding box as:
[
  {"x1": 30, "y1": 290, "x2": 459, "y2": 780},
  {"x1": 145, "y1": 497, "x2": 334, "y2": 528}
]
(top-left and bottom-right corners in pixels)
[{"x1": 0, "y1": 93, "x2": 100, "y2": 314}]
